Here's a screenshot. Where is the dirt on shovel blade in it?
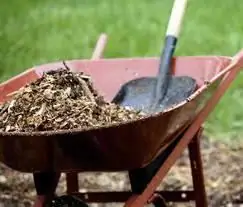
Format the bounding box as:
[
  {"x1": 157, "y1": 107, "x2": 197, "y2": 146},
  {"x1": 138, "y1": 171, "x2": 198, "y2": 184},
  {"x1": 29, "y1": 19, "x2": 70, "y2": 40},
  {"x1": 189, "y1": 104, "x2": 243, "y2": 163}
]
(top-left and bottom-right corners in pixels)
[{"x1": 0, "y1": 67, "x2": 145, "y2": 132}]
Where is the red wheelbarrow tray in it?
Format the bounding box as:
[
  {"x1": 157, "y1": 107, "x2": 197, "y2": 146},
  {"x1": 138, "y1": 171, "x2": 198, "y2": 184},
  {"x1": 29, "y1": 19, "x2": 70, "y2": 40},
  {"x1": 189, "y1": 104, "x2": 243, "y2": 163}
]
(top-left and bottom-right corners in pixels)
[{"x1": 0, "y1": 56, "x2": 231, "y2": 173}]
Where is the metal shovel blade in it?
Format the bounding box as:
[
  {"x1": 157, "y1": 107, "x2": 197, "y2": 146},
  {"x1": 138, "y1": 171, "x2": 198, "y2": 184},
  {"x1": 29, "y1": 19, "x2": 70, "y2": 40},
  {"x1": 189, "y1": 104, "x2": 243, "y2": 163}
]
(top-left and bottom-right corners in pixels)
[{"x1": 112, "y1": 76, "x2": 197, "y2": 114}]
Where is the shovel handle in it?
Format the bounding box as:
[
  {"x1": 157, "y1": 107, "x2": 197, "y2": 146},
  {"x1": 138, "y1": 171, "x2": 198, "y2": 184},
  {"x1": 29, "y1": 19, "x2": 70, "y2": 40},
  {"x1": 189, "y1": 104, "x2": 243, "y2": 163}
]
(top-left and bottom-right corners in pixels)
[
  {"x1": 166, "y1": 0, "x2": 188, "y2": 38},
  {"x1": 153, "y1": 0, "x2": 188, "y2": 109}
]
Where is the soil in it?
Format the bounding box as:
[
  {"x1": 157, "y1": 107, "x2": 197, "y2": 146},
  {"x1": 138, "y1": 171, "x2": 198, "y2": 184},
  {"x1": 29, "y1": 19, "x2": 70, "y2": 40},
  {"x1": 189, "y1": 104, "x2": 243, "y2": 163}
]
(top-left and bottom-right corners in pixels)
[
  {"x1": 0, "y1": 136, "x2": 242, "y2": 207},
  {"x1": 0, "y1": 66, "x2": 144, "y2": 132}
]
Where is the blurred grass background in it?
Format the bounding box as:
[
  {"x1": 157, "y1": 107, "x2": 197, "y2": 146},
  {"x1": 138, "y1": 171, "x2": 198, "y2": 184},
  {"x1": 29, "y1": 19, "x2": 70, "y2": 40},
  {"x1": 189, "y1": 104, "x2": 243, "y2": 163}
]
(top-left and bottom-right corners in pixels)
[{"x1": 0, "y1": 0, "x2": 243, "y2": 141}]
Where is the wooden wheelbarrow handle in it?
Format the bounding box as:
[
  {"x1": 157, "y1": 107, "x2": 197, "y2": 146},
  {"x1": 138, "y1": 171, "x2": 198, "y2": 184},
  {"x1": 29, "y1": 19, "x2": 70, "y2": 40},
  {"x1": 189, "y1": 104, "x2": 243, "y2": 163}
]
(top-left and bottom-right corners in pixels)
[{"x1": 91, "y1": 33, "x2": 108, "y2": 60}]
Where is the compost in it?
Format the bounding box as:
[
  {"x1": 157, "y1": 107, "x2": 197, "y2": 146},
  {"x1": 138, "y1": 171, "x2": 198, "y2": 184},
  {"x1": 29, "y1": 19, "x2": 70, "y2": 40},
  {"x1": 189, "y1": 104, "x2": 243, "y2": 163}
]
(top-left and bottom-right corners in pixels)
[{"x1": 0, "y1": 67, "x2": 145, "y2": 132}]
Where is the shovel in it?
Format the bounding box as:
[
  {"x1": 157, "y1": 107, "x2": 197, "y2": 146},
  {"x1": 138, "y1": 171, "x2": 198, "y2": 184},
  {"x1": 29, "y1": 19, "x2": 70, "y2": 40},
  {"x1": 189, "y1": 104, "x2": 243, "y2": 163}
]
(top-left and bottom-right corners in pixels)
[{"x1": 112, "y1": 0, "x2": 197, "y2": 114}]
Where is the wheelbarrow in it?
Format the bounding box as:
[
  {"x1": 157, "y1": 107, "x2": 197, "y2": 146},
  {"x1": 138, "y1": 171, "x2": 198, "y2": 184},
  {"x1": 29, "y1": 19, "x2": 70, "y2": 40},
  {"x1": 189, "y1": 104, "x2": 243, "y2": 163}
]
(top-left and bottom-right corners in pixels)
[{"x1": 0, "y1": 33, "x2": 243, "y2": 207}]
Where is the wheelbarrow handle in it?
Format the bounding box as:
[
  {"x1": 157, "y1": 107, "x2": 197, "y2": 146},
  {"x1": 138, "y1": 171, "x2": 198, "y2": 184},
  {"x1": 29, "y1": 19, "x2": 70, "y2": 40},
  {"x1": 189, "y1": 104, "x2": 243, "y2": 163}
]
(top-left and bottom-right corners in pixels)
[{"x1": 91, "y1": 33, "x2": 108, "y2": 60}]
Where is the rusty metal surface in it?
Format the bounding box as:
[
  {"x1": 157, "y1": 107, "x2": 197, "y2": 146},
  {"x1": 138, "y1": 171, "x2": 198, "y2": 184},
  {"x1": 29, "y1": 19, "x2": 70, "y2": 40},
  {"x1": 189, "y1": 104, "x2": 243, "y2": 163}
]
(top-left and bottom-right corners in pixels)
[{"x1": 0, "y1": 56, "x2": 232, "y2": 172}]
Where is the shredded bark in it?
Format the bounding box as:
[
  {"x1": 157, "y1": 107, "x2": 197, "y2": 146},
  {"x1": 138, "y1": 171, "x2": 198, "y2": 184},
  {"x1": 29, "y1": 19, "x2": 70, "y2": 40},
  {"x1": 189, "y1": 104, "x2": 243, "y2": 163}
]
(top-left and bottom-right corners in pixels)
[{"x1": 0, "y1": 67, "x2": 145, "y2": 132}]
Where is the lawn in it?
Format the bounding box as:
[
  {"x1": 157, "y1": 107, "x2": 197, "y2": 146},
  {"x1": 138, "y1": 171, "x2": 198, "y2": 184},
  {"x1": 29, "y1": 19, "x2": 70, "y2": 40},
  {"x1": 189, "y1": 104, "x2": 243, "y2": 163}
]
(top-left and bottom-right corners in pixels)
[{"x1": 0, "y1": 0, "x2": 243, "y2": 141}]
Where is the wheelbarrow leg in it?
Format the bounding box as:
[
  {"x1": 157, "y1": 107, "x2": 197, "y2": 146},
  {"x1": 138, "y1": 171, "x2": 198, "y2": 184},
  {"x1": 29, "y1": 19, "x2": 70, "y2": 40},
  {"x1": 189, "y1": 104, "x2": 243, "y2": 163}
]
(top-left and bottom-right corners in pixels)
[
  {"x1": 128, "y1": 137, "x2": 177, "y2": 207},
  {"x1": 66, "y1": 173, "x2": 79, "y2": 194},
  {"x1": 128, "y1": 128, "x2": 208, "y2": 207},
  {"x1": 33, "y1": 172, "x2": 61, "y2": 207},
  {"x1": 188, "y1": 130, "x2": 208, "y2": 207}
]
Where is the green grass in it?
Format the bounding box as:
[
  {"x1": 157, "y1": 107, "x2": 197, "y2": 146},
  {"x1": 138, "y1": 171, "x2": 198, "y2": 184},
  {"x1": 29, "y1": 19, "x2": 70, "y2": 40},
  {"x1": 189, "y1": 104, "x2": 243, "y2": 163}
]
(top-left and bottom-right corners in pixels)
[{"x1": 1, "y1": 0, "x2": 243, "y2": 140}]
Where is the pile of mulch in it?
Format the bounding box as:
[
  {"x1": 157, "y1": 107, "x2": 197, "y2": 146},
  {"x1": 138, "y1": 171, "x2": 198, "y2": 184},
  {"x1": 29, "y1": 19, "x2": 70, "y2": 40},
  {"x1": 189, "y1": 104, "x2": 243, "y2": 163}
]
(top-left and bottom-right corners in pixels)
[
  {"x1": 0, "y1": 66, "x2": 144, "y2": 132},
  {"x1": 0, "y1": 136, "x2": 242, "y2": 207}
]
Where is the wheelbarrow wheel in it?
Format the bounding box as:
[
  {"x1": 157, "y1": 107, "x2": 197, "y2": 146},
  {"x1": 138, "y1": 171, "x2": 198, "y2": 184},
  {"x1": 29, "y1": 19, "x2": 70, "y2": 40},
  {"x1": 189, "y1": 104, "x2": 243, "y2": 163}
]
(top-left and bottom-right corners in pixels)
[{"x1": 47, "y1": 195, "x2": 89, "y2": 207}]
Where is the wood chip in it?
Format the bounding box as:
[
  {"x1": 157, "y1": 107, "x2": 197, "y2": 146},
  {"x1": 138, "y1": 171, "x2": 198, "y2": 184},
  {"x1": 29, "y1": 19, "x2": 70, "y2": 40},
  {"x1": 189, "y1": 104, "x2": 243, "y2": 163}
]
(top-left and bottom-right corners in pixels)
[{"x1": 0, "y1": 68, "x2": 145, "y2": 132}]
